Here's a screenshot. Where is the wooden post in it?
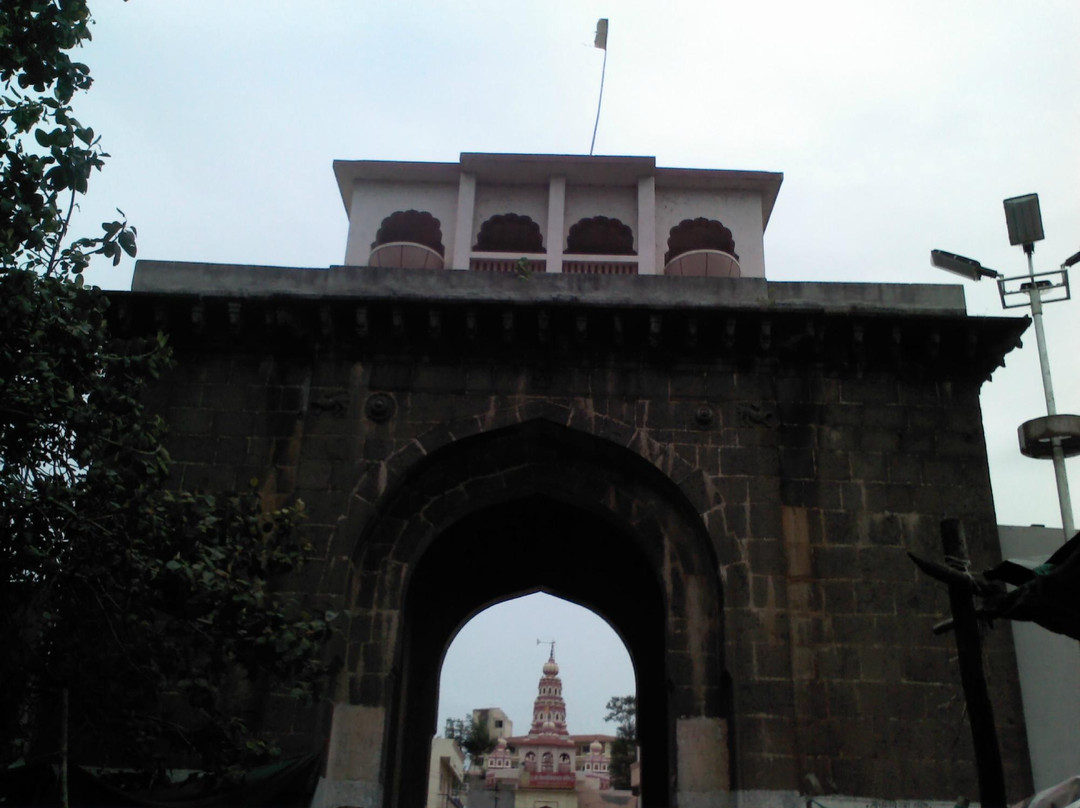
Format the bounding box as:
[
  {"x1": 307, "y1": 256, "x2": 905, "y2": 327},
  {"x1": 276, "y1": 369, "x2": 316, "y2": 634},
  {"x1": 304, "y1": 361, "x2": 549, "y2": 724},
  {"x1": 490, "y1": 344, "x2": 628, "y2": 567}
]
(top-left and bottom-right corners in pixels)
[
  {"x1": 940, "y1": 518, "x2": 1006, "y2": 808},
  {"x1": 61, "y1": 687, "x2": 69, "y2": 808}
]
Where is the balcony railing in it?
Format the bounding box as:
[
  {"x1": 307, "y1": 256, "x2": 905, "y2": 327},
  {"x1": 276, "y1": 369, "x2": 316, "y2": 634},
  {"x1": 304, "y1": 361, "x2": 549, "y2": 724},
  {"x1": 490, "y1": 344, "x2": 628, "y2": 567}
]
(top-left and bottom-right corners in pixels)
[
  {"x1": 663, "y1": 249, "x2": 740, "y2": 278},
  {"x1": 368, "y1": 241, "x2": 444, "y2": 270},
  {"x1": 469, "y1": 253, "x2": 637, "y2": 275},
  {"x1": 561, "y1": 255, "x2": 639, "y2": 275},
  {"x1": 469, "y1": 252, "x2": 547, "y2": 274}
]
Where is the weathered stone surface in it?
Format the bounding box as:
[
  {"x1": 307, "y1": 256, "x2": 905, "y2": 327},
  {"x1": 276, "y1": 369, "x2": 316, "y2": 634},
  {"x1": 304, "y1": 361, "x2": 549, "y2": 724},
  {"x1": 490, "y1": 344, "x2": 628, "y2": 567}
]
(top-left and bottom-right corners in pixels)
[
  {"x1": 324, "y1": 703, "x2": 385, "y2": 781},
  {"x1": 108, "y1": 268, "x2": 1033, "y2": 807}
]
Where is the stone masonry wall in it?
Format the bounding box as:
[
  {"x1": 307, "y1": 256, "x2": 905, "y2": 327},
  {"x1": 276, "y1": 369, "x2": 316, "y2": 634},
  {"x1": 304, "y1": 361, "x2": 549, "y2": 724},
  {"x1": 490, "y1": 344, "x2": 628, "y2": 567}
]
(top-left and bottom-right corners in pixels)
[
  {"x1": 139, "y1": 328, "x2": 1032, "y2": 803},
  {"x1": 125, "y1": 281, "x2": 1032, "y2": 803}
]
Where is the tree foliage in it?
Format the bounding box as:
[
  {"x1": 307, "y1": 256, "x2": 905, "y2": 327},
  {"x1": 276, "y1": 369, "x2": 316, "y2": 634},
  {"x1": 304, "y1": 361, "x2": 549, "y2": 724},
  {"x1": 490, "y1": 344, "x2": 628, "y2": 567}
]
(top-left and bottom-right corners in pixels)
[
  {"x1": 445, "y1": 715, "x2": 497, "y2": 770},
  {"x1": 0, "y1": 0, "x2": 331, "y2": 784},
  {"x1": 604, "y1": 695, "x2": 636, "y2": 790}
]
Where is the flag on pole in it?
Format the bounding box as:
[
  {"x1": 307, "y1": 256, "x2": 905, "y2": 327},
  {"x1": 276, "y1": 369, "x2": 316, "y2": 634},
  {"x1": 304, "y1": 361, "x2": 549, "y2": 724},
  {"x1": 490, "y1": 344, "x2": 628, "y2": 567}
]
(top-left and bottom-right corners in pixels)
[{"x1": 594, "y1": 18, "x2": 608, "y2": 50}]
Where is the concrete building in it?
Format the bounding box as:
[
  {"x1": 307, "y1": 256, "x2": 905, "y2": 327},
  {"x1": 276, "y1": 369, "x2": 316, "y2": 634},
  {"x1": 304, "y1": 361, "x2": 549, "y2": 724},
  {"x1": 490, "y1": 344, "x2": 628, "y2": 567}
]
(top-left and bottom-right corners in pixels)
[
  {"x1": 426, "y1": 738, "x2": 466, "y2": 808},
  {"x1": 115, "y1": 152, "x2": 1035, "y2": 807},
  {"x1": 998, "y1": 525, "x2": 1080, "y2": 792},
  {"x1": 473, "y1": 707, "x2": 513, "y2": 744},
  {"x1": 425, "y1": 738, "x2": 464, "y2": 808}
]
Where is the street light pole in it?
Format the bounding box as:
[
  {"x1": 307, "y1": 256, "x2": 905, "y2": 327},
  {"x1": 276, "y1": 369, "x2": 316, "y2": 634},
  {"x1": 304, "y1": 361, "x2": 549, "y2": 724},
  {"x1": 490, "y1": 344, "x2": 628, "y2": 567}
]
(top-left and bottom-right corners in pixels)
[
  {"x1": 1021, "y1": 248, "x2": 1075, "y2": 537},
  {"x1": 932, "y1": 193, "x2": 1079, "y2": 541}
]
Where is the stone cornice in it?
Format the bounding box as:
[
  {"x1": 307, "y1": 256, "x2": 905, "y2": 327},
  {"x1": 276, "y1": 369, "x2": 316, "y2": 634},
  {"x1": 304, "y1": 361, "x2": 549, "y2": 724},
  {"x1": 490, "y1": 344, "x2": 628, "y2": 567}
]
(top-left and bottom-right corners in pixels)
[{"x1": 110, "y1": 263, "x2": 1029, "y2": 382}]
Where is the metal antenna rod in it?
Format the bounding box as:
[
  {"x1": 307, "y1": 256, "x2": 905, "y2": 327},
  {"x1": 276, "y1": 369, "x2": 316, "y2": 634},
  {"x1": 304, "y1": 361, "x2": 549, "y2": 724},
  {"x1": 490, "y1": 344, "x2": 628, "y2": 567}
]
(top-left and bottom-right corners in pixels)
[{"x1": 589, "y1": 19, "x2": 609, "y2": 156}]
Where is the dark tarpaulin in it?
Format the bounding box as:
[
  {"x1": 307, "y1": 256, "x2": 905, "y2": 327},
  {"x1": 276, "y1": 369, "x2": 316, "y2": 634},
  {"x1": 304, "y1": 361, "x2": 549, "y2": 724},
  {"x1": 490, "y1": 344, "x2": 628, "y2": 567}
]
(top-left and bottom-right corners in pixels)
[{"x1": 0, "y1": 754, "x2": 321, "y2": 807}]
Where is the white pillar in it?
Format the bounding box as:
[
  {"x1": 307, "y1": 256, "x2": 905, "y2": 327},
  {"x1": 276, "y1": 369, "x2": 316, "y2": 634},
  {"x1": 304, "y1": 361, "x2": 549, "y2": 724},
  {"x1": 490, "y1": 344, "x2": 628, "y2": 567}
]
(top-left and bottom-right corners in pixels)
[
  {"x1": 547, "y1": 176, "x2": 566, "y2": 274},
  {"x1": 637, "y1": 175, "x2": 657, "y2": 275},
  {"x1": 451, "y1": 172, "x2": 476, "y2": 271}
]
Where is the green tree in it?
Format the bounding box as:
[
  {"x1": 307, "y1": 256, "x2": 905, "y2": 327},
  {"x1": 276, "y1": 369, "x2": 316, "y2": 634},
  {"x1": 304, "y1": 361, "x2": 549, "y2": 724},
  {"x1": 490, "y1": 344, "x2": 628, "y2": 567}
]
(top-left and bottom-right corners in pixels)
[
  {"x1": 445, "y1": 715, "x2": 496, "y2": 770},
  {"x1": 0, "y1": 0, "x2": 332, "y2": 793},
  {"x1": 604, "y1": 695, "x2": 637, "y2": 790}
]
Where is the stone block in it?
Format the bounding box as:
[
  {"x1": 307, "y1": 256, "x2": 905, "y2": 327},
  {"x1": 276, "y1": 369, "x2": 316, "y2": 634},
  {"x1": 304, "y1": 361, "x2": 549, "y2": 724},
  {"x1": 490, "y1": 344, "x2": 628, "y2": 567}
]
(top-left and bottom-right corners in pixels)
[
  {"x1": 296, "y1": 460, "x2": 333, "y2": 491},
  {"x1": 779, "y1": 447, "x2": 815, "y2": 479},
  {"x1": 705, "y1": 371, "x2": 737, "y2": 401},
  {"x1": 670, "y1": 370, "x2": 707, "y2": 398},
  {"x1": 310, "y1": 777, "x2": 383, "y2": 808},
  {"x1": 411, "y1": 362, "x2": 466, "y2": 393},
  {"x1": 814, "y1": 450, "x2": 850, "y2": 481},
  {"x1": 677, "y1": 717, "x2": 730, "y2": 792},
  {"x1": 859, "y1": 427, "x2": 901, "y2": 453},
  {"x1": 324, "y1": 703, "x2": 385, "y2": 782},
  {"x1": 738, "y1": 679, "x2": 796, "y2": 717},
  {"x1": 748, "y1": 539, "x2": 788, "y2": 576},
  {"x1": 181, "y1": 462, "x2": 236, "y2": 492},
  {"x1": 864, "y1": 482, "x2": 914, "y2": 513},
  {"x1": 840, "y1": 376, "x2": 898, "y2": 406},
  {"x1": 721, "y1": 446, "x2": 776, "y2": 477},
  {"x1": 812, "y1": 545, "x2": 853, "y2": 580},
  {"x1": 214, "y1": 409, "x2": 255, "y2": 437},
  {"x1": 935, "y1": 428, "x2": 985, "y2": 456},
  {"x1": 775, "y1": 401, "x2": 823, "y2": 427},
  {"x1": 747, "y1": 499, "x2": 783, "y2": 540},
  {"x1": 853, "y1": 582, "x2": 895, "y2": 615},
  {"x1": 738, "y1": 752, "x2": 799, "y2": 791},
  {"x1": 818, "y1": 646, "x2": 861, "y2": 681},
  {"x1": 820, "y1": 580, "x2": 855, "y2": 613},
  {"x1": 368, "y1": 362, "x2": 413, "y2": 391},
  {"x1": 825, "y1": 682, "x2": 860, "y2": 718},
  {"x1": 754, "y1": 642, "x2": 791, "y2": 679},
  {"x1": 169, "y1": 406, "x2": 214, "y2": 436},
  {"x1": 831, "y1": 613, "x2": 876, "y2": 643},
  {"x1": 849, "y1": 451, "x2": 886, "y2": 482}
]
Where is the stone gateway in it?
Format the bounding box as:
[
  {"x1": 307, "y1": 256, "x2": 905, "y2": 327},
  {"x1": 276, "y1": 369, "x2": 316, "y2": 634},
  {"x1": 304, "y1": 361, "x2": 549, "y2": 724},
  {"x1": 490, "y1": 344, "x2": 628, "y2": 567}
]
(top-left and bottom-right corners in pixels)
[{"x1": 110, "y1": 154, "x2": 1033, "y2": 807}]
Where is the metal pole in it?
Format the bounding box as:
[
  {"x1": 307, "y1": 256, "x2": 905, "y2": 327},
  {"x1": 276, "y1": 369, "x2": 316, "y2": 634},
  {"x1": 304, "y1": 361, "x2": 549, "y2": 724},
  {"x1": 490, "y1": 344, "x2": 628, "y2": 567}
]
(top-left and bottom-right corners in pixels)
[
  {"x1": 941, "y1": 519, "x2": 1007, "y2": 808},
  {"x1": 1024, "y1": 251, "x2": 1076, "y2": 538},
  {"x1": 590, "y1": 46, "x2": 608, "y2": 157}
]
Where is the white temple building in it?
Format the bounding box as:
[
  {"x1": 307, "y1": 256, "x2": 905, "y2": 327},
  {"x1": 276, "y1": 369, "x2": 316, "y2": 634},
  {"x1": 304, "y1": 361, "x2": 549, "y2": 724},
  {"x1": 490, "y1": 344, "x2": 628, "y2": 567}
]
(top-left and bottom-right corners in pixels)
[{"x1": 480, "y1": 649, "x2": 625, "y2": 807}]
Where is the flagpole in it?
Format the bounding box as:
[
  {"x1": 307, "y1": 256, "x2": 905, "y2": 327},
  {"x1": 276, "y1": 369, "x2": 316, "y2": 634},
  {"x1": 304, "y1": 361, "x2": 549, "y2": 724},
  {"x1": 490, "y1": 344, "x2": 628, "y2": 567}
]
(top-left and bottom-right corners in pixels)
[{"x1": 589, "y1": 19, "x2": 608, "y2": 156}]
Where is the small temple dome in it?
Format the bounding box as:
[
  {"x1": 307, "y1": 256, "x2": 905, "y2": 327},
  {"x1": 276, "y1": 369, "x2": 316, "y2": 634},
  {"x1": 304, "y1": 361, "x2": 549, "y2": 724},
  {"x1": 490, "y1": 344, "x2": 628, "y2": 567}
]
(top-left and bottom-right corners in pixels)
[
  {"x1": 590, "y1": 740, "x2": 603, "y2": 753},
  {"x1": 543, "y1": 657, "x2": 559, "y2": 675},
  {"x1": 542, "y1": 719, "x2": 556, "y2": 732},
  {"x1": 496, "y1": 737, "x2": 508, "y2": 749}
]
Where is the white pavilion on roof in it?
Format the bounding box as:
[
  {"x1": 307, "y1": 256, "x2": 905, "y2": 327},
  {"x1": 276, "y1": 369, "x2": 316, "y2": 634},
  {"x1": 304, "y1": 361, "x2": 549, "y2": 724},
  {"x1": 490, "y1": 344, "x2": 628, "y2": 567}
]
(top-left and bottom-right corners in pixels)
[{"x1": 333, "y1": 153, "x2": 782, "y2": 280}]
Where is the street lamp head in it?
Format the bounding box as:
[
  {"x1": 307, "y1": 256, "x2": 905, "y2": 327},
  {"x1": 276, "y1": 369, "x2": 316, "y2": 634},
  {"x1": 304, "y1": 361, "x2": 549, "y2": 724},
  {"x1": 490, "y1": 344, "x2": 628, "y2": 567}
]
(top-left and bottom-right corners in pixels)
[
  {"x1": 930, "y1": 249, "x2": 1000, "y2": 281},
  {"x1": 1062, "y1": 250, "x2": 1080, "y2": 269},
  {"x1": 1003, "y1": 193, "x2": 1044, "y2": 253}
]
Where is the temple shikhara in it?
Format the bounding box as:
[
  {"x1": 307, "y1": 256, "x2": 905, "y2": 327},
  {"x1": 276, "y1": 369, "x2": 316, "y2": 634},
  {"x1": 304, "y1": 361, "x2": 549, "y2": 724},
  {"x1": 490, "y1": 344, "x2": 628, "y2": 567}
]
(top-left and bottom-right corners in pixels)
[{"x1": 477, "y1": 649, "x2": 625, "y2": 807}]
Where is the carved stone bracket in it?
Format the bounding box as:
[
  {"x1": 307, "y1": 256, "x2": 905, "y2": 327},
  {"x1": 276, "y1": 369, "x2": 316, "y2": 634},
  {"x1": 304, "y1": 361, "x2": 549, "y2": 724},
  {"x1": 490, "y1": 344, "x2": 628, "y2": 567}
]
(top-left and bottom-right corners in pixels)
[
  {"x1": 737, "y1": 401, "x2": 776, "y2": 429},
  {"x1": 311, "y1": 391, "x2": 350, "y2": 418}
]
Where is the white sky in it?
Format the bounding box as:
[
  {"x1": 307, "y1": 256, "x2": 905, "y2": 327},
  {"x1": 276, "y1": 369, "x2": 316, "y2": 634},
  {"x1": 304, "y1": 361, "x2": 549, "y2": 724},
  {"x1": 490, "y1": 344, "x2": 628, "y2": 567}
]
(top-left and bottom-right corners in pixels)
[{"x1": 70, "y1": 2, "x2": 1079, "y2": 735}]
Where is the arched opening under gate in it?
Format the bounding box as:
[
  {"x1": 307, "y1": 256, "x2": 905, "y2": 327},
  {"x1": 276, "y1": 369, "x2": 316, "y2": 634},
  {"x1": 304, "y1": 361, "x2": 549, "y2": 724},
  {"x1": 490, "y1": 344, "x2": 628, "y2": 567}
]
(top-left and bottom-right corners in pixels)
[
  {"x1": 350, "y1": 420, "x2": 728, "y2": 808},
  {"x1": 393, "y1": 495, "x2": 668, "y2": 807},
  {"x1": 438, "y1": 593, "x2": 636, "y2": 743},
  {"x1": 436, "y1": 593, "x2": 637, "y2": 788}
]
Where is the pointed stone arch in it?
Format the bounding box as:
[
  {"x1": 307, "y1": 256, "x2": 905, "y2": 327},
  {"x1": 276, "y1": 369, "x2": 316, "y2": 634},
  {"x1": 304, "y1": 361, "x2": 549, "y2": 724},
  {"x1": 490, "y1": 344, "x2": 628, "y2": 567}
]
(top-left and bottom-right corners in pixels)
[{"x1": 338, "y1": 419, "x2": 728, "y2": 808}]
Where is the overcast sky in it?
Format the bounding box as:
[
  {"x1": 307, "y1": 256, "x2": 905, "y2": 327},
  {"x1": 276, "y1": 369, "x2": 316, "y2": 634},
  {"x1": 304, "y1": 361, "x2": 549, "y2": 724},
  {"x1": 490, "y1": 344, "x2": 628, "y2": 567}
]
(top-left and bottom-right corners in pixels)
[{"x1": 70, "y1": 1, "x2": 1079, "y2": 735}]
